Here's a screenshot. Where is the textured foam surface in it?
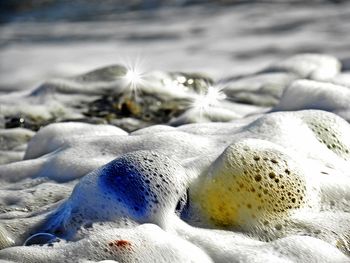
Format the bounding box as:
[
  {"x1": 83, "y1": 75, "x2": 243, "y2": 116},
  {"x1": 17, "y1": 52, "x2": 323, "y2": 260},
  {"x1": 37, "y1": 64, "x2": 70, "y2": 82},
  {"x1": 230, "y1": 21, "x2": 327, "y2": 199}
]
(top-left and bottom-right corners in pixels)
[
  {"x1": 1, "y1": 109, "x2": 350, "y2": 262},
  {"x1": 1, "y1": 53, "x2": 350, "y2": 262},
  {"x1": 190, "y1": 139, "x2": 307, "y2": 230}
]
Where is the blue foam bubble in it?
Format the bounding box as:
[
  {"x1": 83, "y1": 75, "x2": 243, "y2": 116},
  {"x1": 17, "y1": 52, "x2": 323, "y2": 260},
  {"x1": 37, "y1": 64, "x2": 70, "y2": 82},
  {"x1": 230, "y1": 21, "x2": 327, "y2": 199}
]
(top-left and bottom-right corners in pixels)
[{"x1": 98, "y1": 157, "x2": 149, "y2": 219}]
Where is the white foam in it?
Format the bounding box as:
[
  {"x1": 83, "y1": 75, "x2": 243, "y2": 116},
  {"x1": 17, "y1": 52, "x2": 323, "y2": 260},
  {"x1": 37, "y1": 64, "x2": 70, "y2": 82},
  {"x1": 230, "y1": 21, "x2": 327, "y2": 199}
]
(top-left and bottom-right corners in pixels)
[
  {"x1": 24, "y1": 122, "x2": 127, "y2": 160},
  {"x1": 274, "y1": 79, "x2": 350, "y2": 121},
  {"x1": 264, "y1": 54, "x2": 341, "y2": 81},
  {"x1": 1, "y1": 51, "x2": 350, "y2": 261},
  {"x1": 0, "y1": 109, "x2": 349, "y2": 261}
]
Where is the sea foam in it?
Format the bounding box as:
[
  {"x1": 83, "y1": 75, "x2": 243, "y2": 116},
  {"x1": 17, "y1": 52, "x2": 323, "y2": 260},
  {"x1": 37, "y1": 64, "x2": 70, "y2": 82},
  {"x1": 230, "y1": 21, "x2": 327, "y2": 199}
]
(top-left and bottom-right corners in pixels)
[{"x1": 1, "y1": 54, "x2": 350, "y2": 262}]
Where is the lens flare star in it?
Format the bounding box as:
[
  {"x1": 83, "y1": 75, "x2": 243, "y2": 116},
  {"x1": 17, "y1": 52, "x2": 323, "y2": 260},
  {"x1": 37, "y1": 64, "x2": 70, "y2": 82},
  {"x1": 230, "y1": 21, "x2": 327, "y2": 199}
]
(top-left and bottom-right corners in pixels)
[
  {"x1": 124, "y1": 67, "x2": 142, "y2": 88},
  {"x1": 123, "y1": 66, "x2": 146, "y2": 96},
  {"x1": 120, "y1": 56, "x2": 148, "y2": 98},
  {"x1": 190, "y1": 85, "x2": 227, "y2": 120}
]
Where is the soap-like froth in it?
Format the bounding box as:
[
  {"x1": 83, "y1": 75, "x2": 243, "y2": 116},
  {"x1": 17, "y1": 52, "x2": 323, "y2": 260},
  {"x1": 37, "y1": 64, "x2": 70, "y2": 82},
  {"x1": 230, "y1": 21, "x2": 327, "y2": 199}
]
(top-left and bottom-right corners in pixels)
[
  {"x1": 2, "y1": 222, "x2": 348, "y2": 263},
  {"x1": 97, "y1": 151, "x2": 188, "y2": 223},
  {"x1": 0, "y1": 224, "x2": 214, "y2": 263},
  {"x1": 298, "y1": 110, "x2": 350, "y2": 160},
  {"x1": 0, "y1": 128, "x2": 222, "y2": 183},
  {"x1": 36, "y1": 151, "x2": 189, "y2": 238},
  {"x1": 0, "y1": 110, "x2": 350, "y2": 262},
  {"x1": 190, "y1": 139, "x2": 307, "y2": 230},
  {"x1": 24, "y1": 122, "x2": 127, "y2": 160},
  {"x1": 1, "y1": 55, "x2": 350, "y2": 263}
]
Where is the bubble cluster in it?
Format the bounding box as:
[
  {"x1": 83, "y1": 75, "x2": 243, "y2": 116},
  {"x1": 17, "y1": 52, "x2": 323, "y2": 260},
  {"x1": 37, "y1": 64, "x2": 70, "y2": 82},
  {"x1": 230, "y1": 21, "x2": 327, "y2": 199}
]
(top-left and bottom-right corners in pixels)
[
  {"x1": 98, "y1": 151, "x2": 189, "y2": 224},
  {"x1": 35, "y1": 150, "x2": 190, "y2": 239},
  {"x1": 191, "y1": 139, "x2": 307, "y2": 230},
  {"x1": 2, "y1": 51, "x2": 350, "y2": 262},
  {"x1": 299, "y1": 111, "x2": 350, "y2": 160},
  {"x1": 0, "y1": 109, "x2": 350, "y2": 261}
]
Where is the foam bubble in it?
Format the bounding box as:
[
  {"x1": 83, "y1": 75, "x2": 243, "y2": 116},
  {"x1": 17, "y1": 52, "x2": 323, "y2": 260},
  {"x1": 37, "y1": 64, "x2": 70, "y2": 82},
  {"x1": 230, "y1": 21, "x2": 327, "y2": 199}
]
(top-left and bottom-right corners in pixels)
[
  {"x1": 298, "y1": 110, "x2": 350, "y2": 160},
  {"x1": 35, "y1": 151, "x2": 189, "y2": 238},
  {"x1": 190, "y1": 139, "x2": 307, "y2": 231}
]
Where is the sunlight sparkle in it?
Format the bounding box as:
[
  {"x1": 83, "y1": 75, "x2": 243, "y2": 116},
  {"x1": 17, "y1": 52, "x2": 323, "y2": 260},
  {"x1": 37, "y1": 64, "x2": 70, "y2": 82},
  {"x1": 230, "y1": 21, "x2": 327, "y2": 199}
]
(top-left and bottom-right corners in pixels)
[{"x1": 190, "y1": 85, "x2": 227, "y2": 115}]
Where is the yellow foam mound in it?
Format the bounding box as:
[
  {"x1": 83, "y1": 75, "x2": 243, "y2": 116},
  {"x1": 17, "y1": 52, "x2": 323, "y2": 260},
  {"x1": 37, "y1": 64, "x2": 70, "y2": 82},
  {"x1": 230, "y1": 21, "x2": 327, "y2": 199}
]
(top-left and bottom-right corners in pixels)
[{"x1": 191, "y1": 139, "x2": 307, "y2": 229}]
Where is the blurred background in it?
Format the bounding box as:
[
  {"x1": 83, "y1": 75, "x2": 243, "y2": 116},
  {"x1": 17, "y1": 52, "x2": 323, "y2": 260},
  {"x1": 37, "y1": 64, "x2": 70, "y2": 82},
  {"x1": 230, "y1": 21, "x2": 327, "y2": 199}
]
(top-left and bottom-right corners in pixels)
[{"x1": 0, "y1": 0, "x2": 349, "y2": 93}]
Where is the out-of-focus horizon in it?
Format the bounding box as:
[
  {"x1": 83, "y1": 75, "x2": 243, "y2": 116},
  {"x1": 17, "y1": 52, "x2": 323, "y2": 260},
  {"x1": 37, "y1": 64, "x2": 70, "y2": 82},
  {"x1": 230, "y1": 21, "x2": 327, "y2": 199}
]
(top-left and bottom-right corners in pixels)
[
  {"x1": 0, "y1": 0, "x2": 346, "y2": 23},
  {"x1": 0, "y1": 0, "x2": 349, "y2": 92}
]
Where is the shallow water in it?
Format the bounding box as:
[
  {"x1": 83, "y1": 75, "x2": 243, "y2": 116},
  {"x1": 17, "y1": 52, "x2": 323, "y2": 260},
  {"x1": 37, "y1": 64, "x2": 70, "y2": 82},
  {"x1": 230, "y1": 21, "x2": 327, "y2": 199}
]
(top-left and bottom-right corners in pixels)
[{"x1": 1, "y1": 1, "x2": 350, "y2": 91}]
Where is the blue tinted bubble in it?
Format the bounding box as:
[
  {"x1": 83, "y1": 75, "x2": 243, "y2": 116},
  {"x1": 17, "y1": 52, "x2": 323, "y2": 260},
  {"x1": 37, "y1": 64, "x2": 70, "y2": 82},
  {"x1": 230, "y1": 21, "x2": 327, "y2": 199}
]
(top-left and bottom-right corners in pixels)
[{"x1": 98, "y1": 158, "x2": 150, "y2": 219}]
